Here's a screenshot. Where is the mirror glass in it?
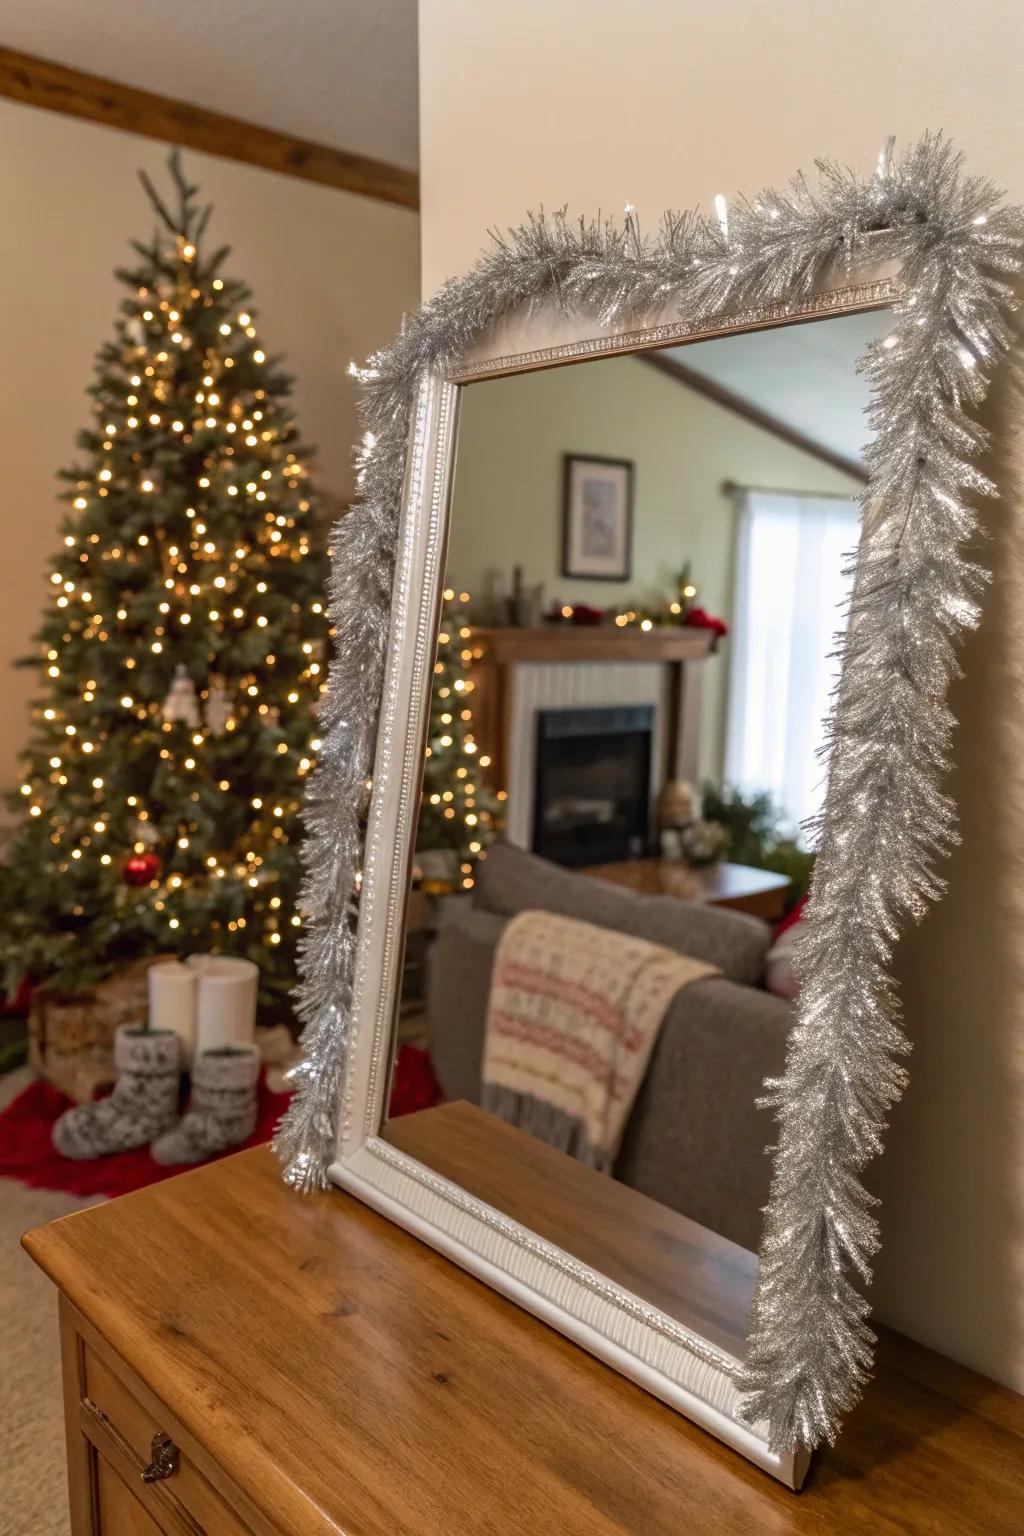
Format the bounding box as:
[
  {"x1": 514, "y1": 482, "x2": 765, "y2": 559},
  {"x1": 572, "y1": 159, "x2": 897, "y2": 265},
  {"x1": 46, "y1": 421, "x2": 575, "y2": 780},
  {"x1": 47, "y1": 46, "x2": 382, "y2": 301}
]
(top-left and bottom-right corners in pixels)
[{"x1": 382, "y1": 311, "x2": 888, "y2": 1348}]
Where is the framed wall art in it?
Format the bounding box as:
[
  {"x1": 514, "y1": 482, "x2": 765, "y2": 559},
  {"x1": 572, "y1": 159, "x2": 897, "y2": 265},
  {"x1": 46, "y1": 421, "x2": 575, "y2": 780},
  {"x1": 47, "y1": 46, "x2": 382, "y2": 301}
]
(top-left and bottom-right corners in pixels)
[{"x1": 561, "y1": 453, "x2": 634, "y2": 580}]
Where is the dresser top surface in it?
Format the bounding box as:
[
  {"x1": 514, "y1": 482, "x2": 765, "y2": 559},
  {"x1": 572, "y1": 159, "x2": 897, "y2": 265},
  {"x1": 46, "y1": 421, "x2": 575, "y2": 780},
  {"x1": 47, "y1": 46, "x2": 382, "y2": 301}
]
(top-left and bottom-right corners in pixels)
[{"x1": 24, "y1": 1145, "x2": 1024, "y2": 1536}]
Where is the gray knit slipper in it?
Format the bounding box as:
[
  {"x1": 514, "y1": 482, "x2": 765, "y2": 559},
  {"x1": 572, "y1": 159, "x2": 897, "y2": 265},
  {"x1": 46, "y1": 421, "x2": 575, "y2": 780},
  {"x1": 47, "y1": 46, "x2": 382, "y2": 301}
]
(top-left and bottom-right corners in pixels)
[
  {"x1": 52, "y1": 1027, "x2": 180, "y2": 1159},
  {"x1": 150, "y1": 1044, "x2": 260, "y2": 1166}
]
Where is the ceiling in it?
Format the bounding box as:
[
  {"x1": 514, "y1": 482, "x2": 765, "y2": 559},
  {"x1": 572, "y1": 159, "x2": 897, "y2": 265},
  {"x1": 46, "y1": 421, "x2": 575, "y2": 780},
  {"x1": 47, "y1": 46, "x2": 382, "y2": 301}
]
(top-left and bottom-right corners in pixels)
[
  {"x1": 664, "y1": 310, "x2": 892, "y2": 467},
  {"x1": 0, "y1": 0, "x2": 420, "y2": 170}
]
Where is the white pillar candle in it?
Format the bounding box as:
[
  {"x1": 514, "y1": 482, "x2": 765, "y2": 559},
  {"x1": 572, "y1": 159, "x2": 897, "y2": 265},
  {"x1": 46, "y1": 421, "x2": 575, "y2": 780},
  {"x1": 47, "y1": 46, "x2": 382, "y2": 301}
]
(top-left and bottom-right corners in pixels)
[
  {"x1": 148, "y1": 961, "x2": 198, "y2": 1058},
  {"x1": 192, "y1": 956, "x2": 259, "y2": 1053}
]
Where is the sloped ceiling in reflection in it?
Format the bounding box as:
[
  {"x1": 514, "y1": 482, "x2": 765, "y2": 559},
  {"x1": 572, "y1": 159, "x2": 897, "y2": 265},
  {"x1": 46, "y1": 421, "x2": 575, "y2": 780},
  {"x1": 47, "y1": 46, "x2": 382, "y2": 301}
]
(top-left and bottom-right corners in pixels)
[{"x1": 664, "y1": 310, "x2": 890, "y2": 466}]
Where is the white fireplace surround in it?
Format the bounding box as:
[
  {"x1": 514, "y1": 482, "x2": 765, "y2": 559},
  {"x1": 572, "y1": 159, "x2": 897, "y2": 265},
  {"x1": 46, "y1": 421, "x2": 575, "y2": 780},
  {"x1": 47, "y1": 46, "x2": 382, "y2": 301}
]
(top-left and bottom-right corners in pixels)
[{"x1": 504, "y1": 661, "x2": 672, "y2": 849}]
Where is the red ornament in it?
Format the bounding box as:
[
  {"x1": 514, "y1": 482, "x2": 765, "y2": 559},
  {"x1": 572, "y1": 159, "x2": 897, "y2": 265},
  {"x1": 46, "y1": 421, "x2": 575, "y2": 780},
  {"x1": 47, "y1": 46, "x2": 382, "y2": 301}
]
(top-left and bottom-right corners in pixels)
[
  {"x1": 1, "y1": 973, "x2": 34, "y2": 1015},
  {"x1": 122, "y1": 852, "x2": 160, "y2": 887}
]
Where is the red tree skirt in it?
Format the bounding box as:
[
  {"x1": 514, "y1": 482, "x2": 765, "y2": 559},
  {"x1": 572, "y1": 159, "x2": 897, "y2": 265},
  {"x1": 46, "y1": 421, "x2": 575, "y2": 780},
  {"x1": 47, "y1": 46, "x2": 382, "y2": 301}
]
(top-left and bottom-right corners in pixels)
[{"x1": 0, "y1": 1044, "x2": 441, "y2": 1199}]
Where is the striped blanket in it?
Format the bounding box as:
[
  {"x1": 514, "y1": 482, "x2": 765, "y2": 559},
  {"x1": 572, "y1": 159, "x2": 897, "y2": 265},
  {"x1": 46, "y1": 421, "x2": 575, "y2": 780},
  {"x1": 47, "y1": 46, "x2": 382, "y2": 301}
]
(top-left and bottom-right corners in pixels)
[{"x1": 481, "y1": 909, "x2": 718, "y2": 1170}]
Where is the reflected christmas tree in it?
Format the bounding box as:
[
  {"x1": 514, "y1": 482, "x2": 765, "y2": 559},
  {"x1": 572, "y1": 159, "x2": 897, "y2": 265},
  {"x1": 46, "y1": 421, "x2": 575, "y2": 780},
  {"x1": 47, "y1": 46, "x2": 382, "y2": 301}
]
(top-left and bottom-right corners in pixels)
[
  {"x1": 417, "y1": 590, "x2": 498, "y2": 891},
  {"x1": 0, "y1": 153, "x2": 328, "y2": 1009}
]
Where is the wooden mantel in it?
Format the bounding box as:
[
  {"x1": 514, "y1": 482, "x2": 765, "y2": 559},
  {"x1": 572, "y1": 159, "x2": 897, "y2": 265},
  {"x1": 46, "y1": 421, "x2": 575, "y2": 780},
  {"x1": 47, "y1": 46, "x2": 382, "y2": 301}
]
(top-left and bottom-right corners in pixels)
[
  {"x1": 469, "y1": 624, "x2": 719, "y2": 795},
  {"x1": 472, "y1": 625, "x2": 718, "y2": 666}
]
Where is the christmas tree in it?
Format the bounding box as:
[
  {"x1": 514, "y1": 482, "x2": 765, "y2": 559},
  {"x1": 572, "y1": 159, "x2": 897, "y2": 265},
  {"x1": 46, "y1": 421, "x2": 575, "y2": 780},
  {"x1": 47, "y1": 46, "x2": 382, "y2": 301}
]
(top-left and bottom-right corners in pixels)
[
  {"x1": 1, "y1": 153, "x2": 328, "y2": 1010},
  {"x1": 417, "y1": 590, "x2": 498, "y2": 890}
]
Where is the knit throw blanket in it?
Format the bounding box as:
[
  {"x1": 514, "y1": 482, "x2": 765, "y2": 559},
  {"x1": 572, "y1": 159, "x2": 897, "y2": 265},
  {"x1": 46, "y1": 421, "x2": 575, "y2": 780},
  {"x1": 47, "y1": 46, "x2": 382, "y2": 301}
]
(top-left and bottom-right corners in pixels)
[{"x1": 481, "y1": 909, "x2": 719, "y2": 1170}]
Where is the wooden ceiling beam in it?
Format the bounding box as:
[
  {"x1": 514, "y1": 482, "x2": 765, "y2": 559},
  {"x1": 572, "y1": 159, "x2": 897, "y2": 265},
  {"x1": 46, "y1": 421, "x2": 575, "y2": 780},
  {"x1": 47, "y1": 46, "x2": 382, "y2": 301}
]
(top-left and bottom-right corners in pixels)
[
  {"x1": 640, "y1": 349, "x2": 868, "y2": 485},
  {"x1": 0, "y1": 46, "x2": 418, "y2": 211}
]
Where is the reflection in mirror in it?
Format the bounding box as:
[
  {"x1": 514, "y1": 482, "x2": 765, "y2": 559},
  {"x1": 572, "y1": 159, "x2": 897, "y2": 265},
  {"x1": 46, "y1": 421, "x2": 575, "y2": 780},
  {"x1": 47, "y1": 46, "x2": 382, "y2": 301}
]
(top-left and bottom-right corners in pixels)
[{"x1": 384, "y1": 312, "x2": 888, "y2": 1343}]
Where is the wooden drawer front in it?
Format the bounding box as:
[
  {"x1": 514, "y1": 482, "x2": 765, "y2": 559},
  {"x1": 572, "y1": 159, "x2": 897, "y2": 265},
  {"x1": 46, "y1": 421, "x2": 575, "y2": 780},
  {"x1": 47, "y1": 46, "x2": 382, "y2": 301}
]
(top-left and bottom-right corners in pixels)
[
  {"x1": 81, "y1": 1344, "x2": 252, "y2": 1536},
  {"x1": 95, "y1": 1455, "x2": 165, "y2": 1535}
]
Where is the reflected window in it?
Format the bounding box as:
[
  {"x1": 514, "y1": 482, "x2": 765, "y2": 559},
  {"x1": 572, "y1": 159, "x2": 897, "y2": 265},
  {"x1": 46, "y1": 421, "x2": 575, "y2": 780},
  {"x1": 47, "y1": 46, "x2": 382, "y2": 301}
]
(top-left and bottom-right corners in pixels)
[{"x1": 724, "y1": 488, "x2": 859, "y2": 834}]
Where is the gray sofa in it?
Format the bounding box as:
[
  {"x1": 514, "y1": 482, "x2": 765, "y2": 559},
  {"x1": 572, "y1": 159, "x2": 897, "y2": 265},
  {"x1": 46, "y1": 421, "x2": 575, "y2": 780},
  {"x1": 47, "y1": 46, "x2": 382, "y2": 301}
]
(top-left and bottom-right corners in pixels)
[{"x1": 425, "y1": 843, "x2": 793, "y2": 1252}]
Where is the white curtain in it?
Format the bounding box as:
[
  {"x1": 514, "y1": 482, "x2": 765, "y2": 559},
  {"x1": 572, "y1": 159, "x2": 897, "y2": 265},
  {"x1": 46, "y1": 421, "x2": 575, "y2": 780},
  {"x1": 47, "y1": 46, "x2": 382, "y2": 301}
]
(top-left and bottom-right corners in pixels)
[{"x1": 723, "y1": 488, "x2": 860, "y2": 839}]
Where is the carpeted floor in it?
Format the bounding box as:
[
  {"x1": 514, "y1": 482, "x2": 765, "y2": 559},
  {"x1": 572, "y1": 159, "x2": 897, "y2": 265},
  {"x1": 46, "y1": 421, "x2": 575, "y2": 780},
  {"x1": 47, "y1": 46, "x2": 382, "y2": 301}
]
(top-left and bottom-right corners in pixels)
[{"x1": 0, "y1": 1067, "x2": 100, "y2": 1536}]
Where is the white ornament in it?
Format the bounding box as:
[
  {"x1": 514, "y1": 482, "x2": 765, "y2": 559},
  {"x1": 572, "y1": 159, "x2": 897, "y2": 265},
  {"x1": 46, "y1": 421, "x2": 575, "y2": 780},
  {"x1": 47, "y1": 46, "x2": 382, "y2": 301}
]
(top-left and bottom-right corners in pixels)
[
  {"x1": 131, "y1": 818, "x2": 160, "y2": 847},
  {"x1": 161, "y1": 665, "x2": 200, "y2": 728},
  {"x1": 204, "y1": 676, "x2": 233, "y2": 736}
]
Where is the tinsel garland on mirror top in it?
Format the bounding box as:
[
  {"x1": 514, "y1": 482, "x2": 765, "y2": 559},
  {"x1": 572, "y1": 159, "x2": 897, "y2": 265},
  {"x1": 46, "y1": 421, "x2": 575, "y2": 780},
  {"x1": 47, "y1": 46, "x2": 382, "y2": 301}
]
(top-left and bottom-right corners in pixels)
[{"x1": 273, "y1": 136, "x2": 1022, "y2": 1454}]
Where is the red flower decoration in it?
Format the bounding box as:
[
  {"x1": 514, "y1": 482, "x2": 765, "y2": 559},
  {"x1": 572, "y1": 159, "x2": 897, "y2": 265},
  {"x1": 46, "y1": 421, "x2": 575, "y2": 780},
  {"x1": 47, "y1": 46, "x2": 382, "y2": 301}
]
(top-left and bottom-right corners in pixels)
[
  {"x1": 683, "y1": 606, "x2": 729, "y2": 639},
  {"x1": 544, "y1": 602, "x2": 605, "y2": 626},
  {"x1": 569, "y1": 602, "x2": 604, "y2": 626}
]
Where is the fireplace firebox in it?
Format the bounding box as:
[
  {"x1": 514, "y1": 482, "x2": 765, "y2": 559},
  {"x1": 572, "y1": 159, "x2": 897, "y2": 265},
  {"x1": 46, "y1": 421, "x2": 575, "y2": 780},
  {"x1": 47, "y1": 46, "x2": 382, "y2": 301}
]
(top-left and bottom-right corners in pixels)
[{"x1": 532, "y1": 705, "x2": 654, "y2": 868}]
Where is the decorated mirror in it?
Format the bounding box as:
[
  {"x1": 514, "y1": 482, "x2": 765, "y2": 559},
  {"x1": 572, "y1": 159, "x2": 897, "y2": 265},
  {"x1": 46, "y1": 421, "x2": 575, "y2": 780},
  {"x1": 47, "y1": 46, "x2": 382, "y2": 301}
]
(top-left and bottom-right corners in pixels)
[{"x1": 275, "y1": 139, "x2": 1021, "y2": 1486}]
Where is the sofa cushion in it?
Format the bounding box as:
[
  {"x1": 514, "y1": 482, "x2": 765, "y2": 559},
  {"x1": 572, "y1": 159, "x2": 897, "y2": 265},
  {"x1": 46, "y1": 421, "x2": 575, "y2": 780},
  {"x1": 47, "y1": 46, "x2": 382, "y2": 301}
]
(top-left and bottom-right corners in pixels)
[
  {"x1": 424, "y1": 898, "x2": 793, "y2": 1249},
  {"x1": 474, "y1": 842, "x2": 771, "y2": 986},
  {"x1": 425, "y1": 906, "x2": 507, "y2": 1102},
  {"x1": 615, "y1": 974, "x2": 792, "y2": 1251}
]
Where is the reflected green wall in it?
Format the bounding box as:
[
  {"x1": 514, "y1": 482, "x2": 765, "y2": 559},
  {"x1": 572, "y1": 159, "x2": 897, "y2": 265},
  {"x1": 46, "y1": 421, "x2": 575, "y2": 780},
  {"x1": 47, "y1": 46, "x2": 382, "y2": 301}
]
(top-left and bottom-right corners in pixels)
[{"x1": 449, "y1": 355, "x2": 862, "y2": 783}]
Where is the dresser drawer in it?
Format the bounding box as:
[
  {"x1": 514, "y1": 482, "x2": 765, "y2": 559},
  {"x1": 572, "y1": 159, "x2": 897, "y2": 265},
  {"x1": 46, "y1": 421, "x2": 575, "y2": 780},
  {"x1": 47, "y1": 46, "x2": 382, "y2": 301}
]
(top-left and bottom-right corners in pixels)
[
  {"x1": 57, "y1": 1297, "x2": 275, "y2": 1536},
  {"x1": 81, "y1": 1340, "x2": 255, "y2": 1536},
  {"x1": 94, "y1": 1455, "x2": 165, "y2": 1535}
]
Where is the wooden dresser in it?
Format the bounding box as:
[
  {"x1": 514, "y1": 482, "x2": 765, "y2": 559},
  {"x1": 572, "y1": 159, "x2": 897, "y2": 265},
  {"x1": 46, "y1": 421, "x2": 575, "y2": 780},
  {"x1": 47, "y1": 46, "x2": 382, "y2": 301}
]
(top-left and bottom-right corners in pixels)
[{"x1": 23, "y1": 1146, "x2": 1024, "y2": 1535}]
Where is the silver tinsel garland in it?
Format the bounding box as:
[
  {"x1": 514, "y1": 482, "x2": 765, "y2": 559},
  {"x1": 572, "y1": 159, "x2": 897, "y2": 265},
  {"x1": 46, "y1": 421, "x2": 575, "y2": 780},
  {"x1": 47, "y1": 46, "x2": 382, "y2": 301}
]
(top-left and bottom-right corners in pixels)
[{"x1": 274, "y1": 136, "x2": 1022, "y2": 1454}]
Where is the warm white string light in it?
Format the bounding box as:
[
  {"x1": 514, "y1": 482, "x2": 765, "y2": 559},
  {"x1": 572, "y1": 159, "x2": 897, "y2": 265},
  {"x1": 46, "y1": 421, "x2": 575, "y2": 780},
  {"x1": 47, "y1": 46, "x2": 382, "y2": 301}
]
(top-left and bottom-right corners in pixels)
[{"x1": 15, "y1": 180, "x2": 327, "y2": 971}]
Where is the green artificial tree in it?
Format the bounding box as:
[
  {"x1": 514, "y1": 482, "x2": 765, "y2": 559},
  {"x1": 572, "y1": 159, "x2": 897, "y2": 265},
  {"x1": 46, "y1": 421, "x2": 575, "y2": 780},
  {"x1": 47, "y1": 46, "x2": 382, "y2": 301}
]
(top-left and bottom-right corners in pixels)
[
  {"x1": 1, "y1": 153, "x2": 328, "y2": 1009},
  {"x1": 417, "y1": 589, "x2": 498, "y2": 891}
]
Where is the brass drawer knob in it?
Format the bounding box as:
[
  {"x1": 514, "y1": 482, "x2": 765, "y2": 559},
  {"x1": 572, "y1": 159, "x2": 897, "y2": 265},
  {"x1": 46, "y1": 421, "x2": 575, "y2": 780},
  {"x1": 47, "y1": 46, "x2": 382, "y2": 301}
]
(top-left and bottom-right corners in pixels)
[{"x1": 141, "y1": 1430, "x2": 180, "y2": 1483}]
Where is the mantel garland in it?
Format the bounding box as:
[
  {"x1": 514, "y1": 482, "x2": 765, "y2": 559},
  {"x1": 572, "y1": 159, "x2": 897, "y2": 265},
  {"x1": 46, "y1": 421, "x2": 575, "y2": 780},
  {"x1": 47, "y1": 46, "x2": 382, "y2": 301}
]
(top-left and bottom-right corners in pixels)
[{"x1": 273, "y1": 136, "x2": 1022, "y2": 1455}]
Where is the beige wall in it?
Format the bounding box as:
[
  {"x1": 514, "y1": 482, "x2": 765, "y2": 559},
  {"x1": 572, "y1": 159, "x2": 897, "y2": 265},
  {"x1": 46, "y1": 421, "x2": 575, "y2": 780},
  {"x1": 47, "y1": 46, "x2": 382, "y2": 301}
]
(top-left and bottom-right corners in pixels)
[
  {"x1": 0, "y1": 98, "x2": 419, "y2": 804},
  {"x1": 420, "y1": 1, "x2": 1024, "y2": 1391},
  {"x1": 451, "y1": 357, "x2": 859, "y2": 782}
]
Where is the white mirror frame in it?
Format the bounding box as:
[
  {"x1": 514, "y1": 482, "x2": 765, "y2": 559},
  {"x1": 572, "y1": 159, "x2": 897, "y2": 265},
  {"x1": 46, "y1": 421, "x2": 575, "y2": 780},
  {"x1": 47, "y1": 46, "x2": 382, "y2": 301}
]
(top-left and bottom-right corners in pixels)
[
  {"x1": 275, "y1": 138, "x2": 1022, "y2": 1485},
  {"x1": 329, "y1": 275, "x2": 895, "y2": 1492}
]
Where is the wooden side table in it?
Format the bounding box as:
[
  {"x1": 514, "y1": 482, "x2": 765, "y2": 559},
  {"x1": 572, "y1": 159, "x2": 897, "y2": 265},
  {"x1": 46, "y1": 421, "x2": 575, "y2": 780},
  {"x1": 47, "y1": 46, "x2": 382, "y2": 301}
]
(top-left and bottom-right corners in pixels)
[
  {"x1": 584, "y1": 858, "x2": 792, "y2": 921},
  {"x1": 22, "y1": 1145, "x2": 1024, "y2": 1534}
]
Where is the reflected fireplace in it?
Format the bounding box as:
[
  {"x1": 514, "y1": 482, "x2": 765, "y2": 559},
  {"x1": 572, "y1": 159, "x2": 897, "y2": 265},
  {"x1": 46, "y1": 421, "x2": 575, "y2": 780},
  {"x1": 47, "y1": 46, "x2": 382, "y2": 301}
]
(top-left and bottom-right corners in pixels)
[{"x1": 532, "y1": 705, "x2": 654, "y2": 868}]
